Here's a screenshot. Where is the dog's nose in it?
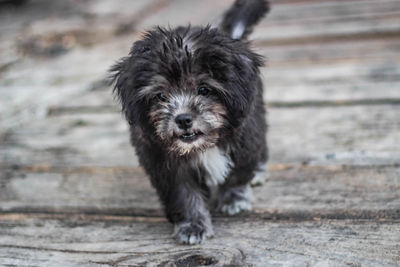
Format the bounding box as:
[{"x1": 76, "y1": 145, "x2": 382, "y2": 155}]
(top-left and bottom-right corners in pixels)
[{"x1": 175, "y1": 114, "x2": 193, "y2": 129}]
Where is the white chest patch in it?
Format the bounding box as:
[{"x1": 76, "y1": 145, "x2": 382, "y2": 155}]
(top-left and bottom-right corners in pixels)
[{"x1": 196, "y1": 147, "x2": 233, "y2": 187}]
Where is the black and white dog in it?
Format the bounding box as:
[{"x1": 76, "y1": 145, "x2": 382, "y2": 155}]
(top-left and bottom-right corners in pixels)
[{"x1": 111, "y1": 0, "x2": 269, "y2": 244}]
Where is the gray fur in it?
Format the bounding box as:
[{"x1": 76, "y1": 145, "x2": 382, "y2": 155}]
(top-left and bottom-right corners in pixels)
[{"x1": 110, "y1": 0, "x2": 270, "y2": 244}]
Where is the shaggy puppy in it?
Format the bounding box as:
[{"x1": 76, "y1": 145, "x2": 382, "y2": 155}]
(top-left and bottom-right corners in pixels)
[{"x1": 111, "y1": 0, "x2": 269, "y2": 244}]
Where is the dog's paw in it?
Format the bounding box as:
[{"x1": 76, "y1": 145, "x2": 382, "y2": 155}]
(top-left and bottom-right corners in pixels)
[
  {"x1": 173, "y1": 222, "x2": 214, "y2": 245},
  {"x1": 220, "y1": 197, "x2": 252, "y2": 215},
  {"x1": 250, "y1": 163, "x2": 269, "y2": 187},
  {"x1": 217, "y1": 185, "x2": 253, "y2": 215}
]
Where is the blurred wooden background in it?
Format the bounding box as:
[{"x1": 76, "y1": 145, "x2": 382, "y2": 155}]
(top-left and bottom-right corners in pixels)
[{"x1": 0, "y1": 0, "x2": 399, "y2": 265}]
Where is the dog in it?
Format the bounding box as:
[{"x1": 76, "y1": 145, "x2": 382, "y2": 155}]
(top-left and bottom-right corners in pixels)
[{"x1": 110, "y1": 0, "x2": 269, "y2": 244}]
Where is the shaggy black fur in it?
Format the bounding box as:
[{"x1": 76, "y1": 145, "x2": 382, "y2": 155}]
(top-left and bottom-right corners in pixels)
[{"x1": 111, "y1": 0, "x2": 269, "y2": 244}]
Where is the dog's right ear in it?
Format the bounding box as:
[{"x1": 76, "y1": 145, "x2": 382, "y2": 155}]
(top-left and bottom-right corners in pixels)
[
  {"x1": 109, "y1": 56, "x2": 141, "y2": 126},
  {"x1": 110, "y1": 57, "x2": 130, "y2": 122},
  {"x1": 110, "y1": 37, "x2": 158, "y2": 127}
]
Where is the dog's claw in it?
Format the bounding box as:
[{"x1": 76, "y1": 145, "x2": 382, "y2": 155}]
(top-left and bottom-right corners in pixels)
[{"x1": 174, "y1": 222, "x2": 214, "y2": 245}]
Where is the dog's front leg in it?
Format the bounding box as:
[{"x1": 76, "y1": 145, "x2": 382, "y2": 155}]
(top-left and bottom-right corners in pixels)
[{"x1": 155, "y1": 176, "x2": 214, "y2": 245}]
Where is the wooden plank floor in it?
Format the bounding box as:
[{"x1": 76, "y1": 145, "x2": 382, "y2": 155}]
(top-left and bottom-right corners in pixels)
[{"x1": 1, "y1": 0, "x2": 399, "y2": 266}]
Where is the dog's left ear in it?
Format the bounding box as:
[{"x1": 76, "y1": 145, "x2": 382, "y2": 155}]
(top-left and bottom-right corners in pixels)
[
  {"x1": 229, "y1": 52, "x2": 263, "y2": 127},
  {"x1": 203, "y1": 48, "x2": 263, "y2": 128}
]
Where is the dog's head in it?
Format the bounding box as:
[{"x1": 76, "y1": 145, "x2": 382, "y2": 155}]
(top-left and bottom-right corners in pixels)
[{"x1": 111, "y1": 26, "x2": 263, "y2": 156}]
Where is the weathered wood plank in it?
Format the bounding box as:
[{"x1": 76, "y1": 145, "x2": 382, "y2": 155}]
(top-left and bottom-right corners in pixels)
[
  {"x1": 2, "y1": 105, "x2": 399, "y2": 167},
  {"x1": 34, "y1": 55, "x2": 400, "y2": 112},
  {"x1": 2, "y1": 0, "x2": 399, "y2": 128},
  {"x1": 73, "y1": 38, "x2": 400, "y2": 103},
  {"x1": 0, "y1": 166, "x2": 160, "y2": 215},
  {"x1": 137, "y1": 0, "x2": 235, "y2": 29},
  {"x1": 136, "y1": 0, "x2": 400, "y2": 44},
  {"x1": 260, "y1": 38, "x2": 400, "y2": 66},
  {"x1": 259, "y1": 36, "x2": 400, "y2": 101},
  {"x1": 0, "y1": 0, "x2": 169, "y2": 131},
  {"x1": 1, "y1": 165, "x2": 398, "y2": 220},
  {"x1": 254, "y1": 19, "x2": 400, "y2": 45},
  {"x1": 253, "y1": 0, "x2": 400, "y2": 42},
  {"x1": 269, "y1": 105, "x2": 400, "y2": 165},
  {"x1": 36, "y1": 38, "x2": 400, "y2": 108},
  {"x1": 137, "y1": 0, "x2": 400, "y2": 33},
  {"x1": 0, "y1": 34, "x2": 133, "y2": 131},
  {"x1": 0, "y1": 113, "x2": 138, "y2": 168},
  {"x1": 0, "y1": 0, "x2": 399, "y2": 265},
  {"x1": 0, "y1": 214, "x2": 399, "y2": 266},
  {"x1": 266, "y1": 0, "x2": 400, "y2": 25},
  {"x1": 263, "y1": 59, "x2": 400, "y2": 102},
  {"x1": 2, "y1": 0, "x2": 399, "y2": 132}
]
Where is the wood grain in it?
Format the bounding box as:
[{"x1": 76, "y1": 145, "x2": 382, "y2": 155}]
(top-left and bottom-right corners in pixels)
[
  {"x1": 0, "y1": 165, "x2": 398, "y2": 221},
  {"x1": 1, "y1": 0, "x2": 399, "y2": 265},
  {"x1": 1, "y1": 214, "x2": 399, "y2": 266},
  {"x1": 2, "y1": 105, "x2": 399, "y2": 167}
]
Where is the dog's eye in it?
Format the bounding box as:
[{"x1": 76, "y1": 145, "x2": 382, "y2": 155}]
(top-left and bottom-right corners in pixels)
[
  {"x1": 156, "y1": 93, "x2": 168, "y2": 102},
  {"x1": 198, "y1": 87, "x2": 211, "y2": 96}
]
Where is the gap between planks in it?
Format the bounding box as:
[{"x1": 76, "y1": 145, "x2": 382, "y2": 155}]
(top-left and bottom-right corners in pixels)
[
  {"x1": 1, "y1": 163, "x2": 399, "y2": 221},
  {"x1": 264, "y1": 12, "x2": 400, "y2": 27},
  {"x1": 3, "y1": 162, "x2": 400, "y2": 175},
  {"x1": 254, "y1": 29, "x2": 400, "y2": 47},
  {"x1": 1, "y1": 210, "x2": 399, "y2": 223},
  {"x1": 269, "y1": 0, "x2": 398, "y2": 5}
]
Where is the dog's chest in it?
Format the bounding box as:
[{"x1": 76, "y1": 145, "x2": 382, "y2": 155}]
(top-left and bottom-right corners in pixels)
[{"x1": 195, "y1": 147, "x2": 233, "y2": 187}]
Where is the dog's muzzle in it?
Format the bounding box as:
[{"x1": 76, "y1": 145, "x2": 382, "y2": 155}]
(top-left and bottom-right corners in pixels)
[
  {"x1": 175, "y1": 113, "x2": 193, "y2": 130},
  {"x1": 175, "y1": 113, "x2": 204, "y2": 143}
]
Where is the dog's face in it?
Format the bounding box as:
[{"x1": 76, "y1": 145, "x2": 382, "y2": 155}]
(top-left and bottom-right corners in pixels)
[
  {"x1": 146, "y1": 77, "x2": 228, "y2": 155},
  {"x1": 111, "y1": 26, "x2": 262, "y2": 156}
]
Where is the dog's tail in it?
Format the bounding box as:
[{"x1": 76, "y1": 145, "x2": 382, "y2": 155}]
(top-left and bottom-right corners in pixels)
[{"x1": 220, "y1": 0, "x2": 270, "y2": 40}]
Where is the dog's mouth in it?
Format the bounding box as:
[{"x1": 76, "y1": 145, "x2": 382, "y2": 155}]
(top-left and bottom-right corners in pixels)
[{"x1": 178, "y1": 130, "x2": 204, "y2": 143}]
